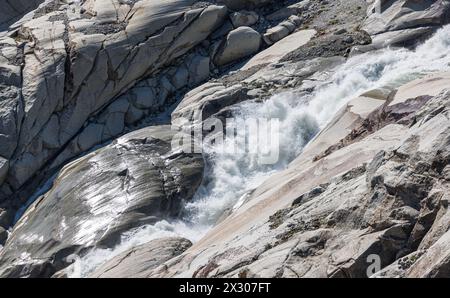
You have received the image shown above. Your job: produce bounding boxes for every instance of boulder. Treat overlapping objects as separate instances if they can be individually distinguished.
[363,0,450,36]
[0,126,204,278]
[172,83,249,126]
[214,27,261,66]
[263,16,302,45]
[90,237,192,278]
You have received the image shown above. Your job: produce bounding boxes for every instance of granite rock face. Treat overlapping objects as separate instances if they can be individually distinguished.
[90,237,193,278]
[1,0,450,279]
[0,0,321,226]
[357,0,450,52]
[150,74,450,278]
[0,126,203,278]
[363,0,450,35]
[0,0,230,226]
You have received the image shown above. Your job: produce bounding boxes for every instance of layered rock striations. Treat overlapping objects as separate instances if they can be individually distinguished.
[149,74,450,278]
[0,0,449,279]
[0,126,203,277]
[0,0,228,226]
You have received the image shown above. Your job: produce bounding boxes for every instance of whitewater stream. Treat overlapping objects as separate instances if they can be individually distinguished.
[71,25,450,277]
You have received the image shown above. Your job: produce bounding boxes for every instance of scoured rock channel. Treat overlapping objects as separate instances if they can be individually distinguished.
[0,0,450,278]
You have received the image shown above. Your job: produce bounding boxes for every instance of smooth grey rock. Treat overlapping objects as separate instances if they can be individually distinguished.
[0,126,204,278]
[90,237,192,278]
[172,83,249,126]
[363,0,450,35]
[263,16,300,45]
[153,76,450,278]
[214,27,261,66]
[18,15,67,152]
[107,97,130,114]
[103,113,125,139]
[0,1,228,200]
[0,45,23,159]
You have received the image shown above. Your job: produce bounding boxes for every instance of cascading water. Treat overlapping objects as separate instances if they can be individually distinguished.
[71,25,450,277]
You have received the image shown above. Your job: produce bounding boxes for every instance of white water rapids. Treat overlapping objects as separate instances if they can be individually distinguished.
[71,25,450,277]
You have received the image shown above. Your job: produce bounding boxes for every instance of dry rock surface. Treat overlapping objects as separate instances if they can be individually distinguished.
[90,237,193,278]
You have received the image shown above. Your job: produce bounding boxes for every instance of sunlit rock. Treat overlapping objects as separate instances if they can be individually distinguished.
[0,126,203,278]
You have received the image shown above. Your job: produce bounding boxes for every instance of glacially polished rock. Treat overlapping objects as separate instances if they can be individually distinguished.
[0,125,204,278]
[0,0,227,208]
[150,75,450,278]
[90,237,193,278]
[363,0,450,36]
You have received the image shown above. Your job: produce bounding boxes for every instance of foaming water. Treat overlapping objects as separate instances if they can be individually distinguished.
[72,25,450,277]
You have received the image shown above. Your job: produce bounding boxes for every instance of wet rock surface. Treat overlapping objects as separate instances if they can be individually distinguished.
[0,126,203,278]
[151,75,450,278]
[0,0,227,223]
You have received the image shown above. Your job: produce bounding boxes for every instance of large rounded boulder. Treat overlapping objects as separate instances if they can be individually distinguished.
[214,26,261,66]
